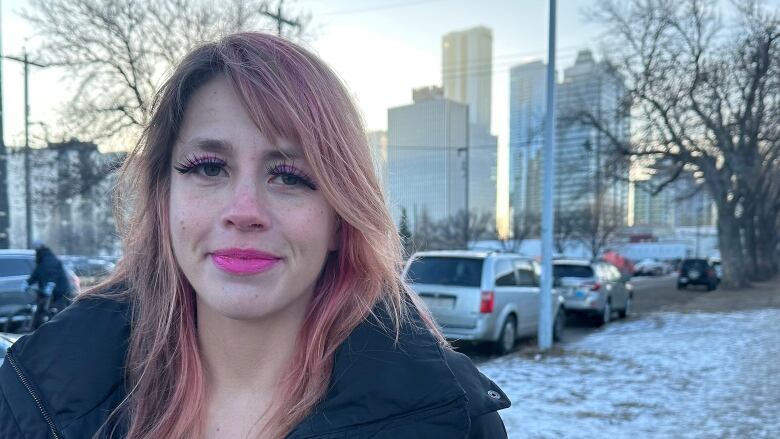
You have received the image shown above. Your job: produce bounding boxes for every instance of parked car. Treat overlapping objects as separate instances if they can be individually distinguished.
[633,258,670,276]
[678,258,719,291]
[709,257,722,282]
[0,333,16,367]
[553,259,633,325]
[403,250,566,355]
[0,250,79,331]
[0,250,36,323]
[60,255,115,288]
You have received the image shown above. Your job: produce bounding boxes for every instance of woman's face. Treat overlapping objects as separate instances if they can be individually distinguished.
[169,77,339,322]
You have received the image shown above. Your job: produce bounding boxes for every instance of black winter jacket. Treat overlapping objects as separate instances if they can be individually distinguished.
[27,247,72,300]
[0,292,510,438]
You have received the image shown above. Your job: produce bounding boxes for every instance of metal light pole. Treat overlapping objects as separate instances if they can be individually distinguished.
[538,0,557,351]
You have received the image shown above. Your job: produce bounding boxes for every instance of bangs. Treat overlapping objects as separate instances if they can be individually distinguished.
[218,40,323,158]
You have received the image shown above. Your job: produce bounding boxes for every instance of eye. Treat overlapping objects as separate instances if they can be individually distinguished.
[267,162,317,190]
[174,154,227,178]
[202,163,223,177]
[280,174,302,186]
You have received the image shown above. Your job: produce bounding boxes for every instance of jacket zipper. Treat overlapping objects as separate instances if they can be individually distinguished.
[6,349,61,439]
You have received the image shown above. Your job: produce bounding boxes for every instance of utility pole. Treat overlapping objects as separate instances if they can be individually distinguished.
[457,124,470,249]
[539,0,557,351]
[261,0,300,37]
[0,0,8,248]
[3,51,47,249]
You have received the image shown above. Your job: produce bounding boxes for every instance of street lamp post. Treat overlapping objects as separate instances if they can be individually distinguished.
[539,0,557,351]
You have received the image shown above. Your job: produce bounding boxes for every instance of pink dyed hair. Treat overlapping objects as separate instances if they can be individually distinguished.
[83,32,444,438]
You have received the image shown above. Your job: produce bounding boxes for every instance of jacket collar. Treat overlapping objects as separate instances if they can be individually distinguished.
[287,303,509,437]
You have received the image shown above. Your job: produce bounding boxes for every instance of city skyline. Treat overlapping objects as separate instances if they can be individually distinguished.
[0,0,604,151]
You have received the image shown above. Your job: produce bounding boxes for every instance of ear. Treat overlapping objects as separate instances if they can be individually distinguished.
[328,217,342,252]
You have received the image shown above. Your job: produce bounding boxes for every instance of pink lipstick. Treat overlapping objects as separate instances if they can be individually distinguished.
[210,248,281,275]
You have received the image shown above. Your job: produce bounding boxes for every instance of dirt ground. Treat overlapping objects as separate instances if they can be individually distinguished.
[632,274,780,314]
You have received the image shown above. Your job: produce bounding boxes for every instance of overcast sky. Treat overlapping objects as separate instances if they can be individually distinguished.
[1,0,607,151]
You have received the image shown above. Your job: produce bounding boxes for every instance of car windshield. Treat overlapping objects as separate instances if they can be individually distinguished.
[405,257,483,287]
[553,264,594,279]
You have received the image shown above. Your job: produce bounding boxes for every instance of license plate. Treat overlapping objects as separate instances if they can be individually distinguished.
[680,277,688,283]
[422,296,455,309]
[575,290,586,299]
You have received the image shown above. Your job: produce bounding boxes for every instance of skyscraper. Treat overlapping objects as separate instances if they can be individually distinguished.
[442,26,497,219]
[509,61,548,221]
[442,26,493,128]
[387,89,468,229]
[508,51,630,231]
[555,50,629,223]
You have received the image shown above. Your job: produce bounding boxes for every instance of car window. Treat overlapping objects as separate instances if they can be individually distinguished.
[554,264,595,279]
[494,259,516,286]
[0,257,33,277]
[405,257,483,287]
[682,259,708,270]
[515,265,537,286]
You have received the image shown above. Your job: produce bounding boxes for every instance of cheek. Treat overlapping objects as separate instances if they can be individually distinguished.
[288,202,337,250]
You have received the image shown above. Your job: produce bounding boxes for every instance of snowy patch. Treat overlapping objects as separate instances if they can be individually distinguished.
[479,309,780,438]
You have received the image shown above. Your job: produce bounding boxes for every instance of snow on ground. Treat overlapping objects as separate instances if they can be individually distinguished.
[479,309,780,439]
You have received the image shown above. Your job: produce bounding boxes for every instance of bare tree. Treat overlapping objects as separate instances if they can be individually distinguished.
[433,210,495,250]
[500,212,540,253]
[553,209,581,255]
[582,0,780,287]
[22,0,311,145]
[576,203,623,260]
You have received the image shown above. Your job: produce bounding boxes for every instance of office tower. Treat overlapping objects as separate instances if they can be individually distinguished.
[442,26,497,219]
[509,61,548,222]
[555,50,630,224]
[442,26,492,128]
[387,90,469,229]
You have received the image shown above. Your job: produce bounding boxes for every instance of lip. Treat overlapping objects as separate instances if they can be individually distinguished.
[210,248,282,275]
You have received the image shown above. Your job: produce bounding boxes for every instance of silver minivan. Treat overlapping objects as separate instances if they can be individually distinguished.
[403,250,566,355]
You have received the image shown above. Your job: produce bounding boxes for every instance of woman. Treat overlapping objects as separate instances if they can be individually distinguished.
[0,33,510,438]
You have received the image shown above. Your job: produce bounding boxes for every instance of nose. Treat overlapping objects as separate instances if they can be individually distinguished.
[220,180,271,232]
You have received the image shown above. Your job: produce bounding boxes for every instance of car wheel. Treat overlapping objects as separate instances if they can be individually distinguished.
[553,307,566,342]
[706,281,716,291]
[598,300,612,326]
[677,283,686,290]
[618,295,632,319]
[494,315,517,355]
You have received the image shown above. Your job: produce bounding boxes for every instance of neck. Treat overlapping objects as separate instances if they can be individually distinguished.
[196,298,309,400]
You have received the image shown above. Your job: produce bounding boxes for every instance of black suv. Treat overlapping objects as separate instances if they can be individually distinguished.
[677,258,719,291]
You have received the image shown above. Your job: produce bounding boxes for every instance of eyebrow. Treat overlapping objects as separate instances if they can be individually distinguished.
[179,137,303,161]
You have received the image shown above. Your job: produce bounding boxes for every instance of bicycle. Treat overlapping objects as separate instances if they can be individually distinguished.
[3,282,60,333]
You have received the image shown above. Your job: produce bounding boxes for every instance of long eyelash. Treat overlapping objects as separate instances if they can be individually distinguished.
[174,154,226,174]
[266,162,318,190]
